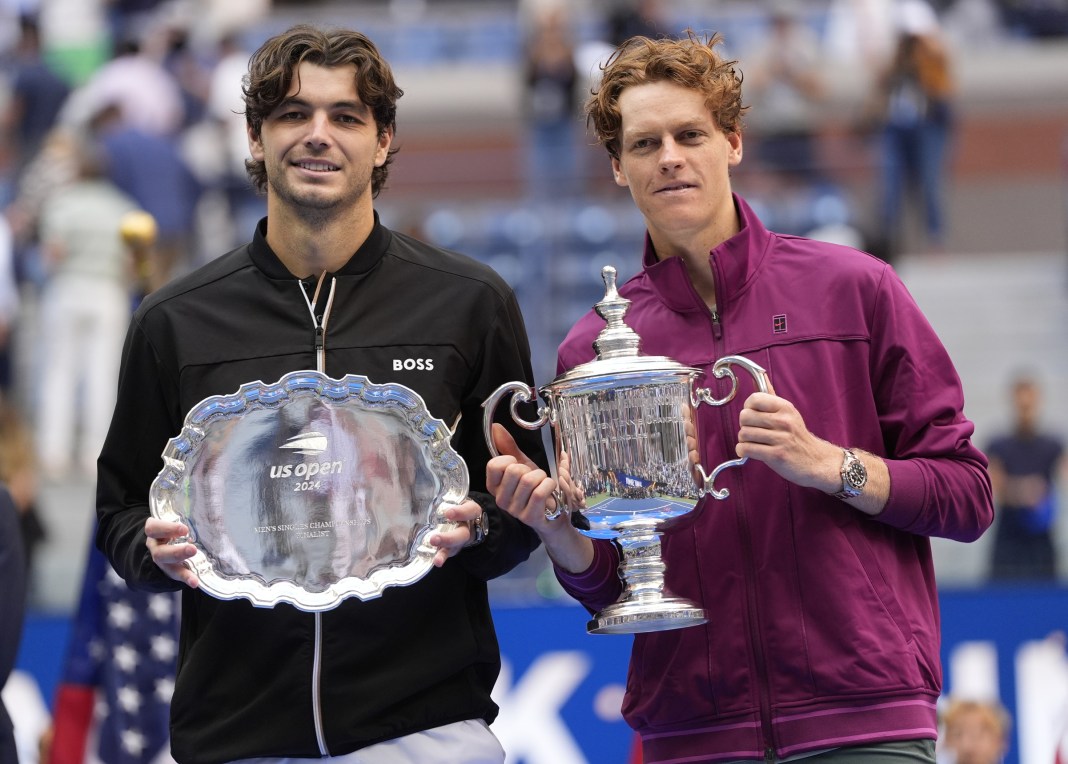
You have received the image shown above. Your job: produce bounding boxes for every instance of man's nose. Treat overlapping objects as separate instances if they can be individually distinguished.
[305,112,331,147]
[658,138,683,170]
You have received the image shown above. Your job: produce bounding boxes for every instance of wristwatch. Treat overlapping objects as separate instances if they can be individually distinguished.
[833,448,867,500]
[467,509,489,547]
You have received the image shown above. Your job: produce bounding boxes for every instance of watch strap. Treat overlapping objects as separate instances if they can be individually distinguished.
[466,509,489,547]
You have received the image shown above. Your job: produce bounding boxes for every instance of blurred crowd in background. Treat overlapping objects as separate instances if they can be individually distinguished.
[0,1,1065,764]
[0,0,1064,611]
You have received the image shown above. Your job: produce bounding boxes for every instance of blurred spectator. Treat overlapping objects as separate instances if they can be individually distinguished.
[997,0,1068,38]
[0,211,17,392]
[3,126,82,290]
[521,6,581,199]
[0,14,71,195]
[104,0,170,50]
[89,102,202,290]
[0,397,47,583]
[943,0,1006,46]
[825,0,897,84]
[206,30,253,180]
[606,0,672,44]
[158,20,213,131]
[0,483,27,764]
[938,698,1010,764]
[743,1,828,184]
[985,373,1066,581]
[203,31,264,247]
[870,0,956,258]
[34,134,139,479]
[58,35,184,138]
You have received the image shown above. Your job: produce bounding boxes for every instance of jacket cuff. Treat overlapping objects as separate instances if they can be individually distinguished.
[877,458,926,530]
[554,539,618,596]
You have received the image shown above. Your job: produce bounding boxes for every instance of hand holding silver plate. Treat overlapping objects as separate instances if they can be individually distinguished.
[482,266,771,634]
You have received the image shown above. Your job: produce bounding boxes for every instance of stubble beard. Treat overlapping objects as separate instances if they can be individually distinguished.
[269,162,374,227]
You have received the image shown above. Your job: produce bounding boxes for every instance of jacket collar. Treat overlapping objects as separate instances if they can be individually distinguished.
[639,193,772,313]
[248,211,391,279]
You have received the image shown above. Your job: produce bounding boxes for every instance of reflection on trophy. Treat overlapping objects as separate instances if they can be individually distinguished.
[483,266,770,635]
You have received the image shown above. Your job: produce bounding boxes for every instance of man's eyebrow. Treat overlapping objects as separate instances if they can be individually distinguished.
[276,96,371,114]
[623,119,706,137]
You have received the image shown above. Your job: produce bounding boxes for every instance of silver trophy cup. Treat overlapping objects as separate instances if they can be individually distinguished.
[483,266,770,634]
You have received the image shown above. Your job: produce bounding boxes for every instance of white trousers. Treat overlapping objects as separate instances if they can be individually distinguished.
[36,276,129,476]
[231,720,505,764]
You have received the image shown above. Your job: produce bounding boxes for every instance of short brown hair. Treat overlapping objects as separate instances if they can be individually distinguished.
[942,698,1011,740]
[585,30,745,161]
[242,24,403,196]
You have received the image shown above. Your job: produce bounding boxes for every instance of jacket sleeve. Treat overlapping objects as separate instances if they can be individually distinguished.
[553,538,624,614]
[0,487,26,764]
[95,316,183,592]
[868,267,993,542]
[454,287,546,580]
[0,486,26,689]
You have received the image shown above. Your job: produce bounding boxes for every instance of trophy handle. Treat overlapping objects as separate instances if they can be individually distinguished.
[692,355,772,500]
[482,381,569,520]
[481,381,552,458]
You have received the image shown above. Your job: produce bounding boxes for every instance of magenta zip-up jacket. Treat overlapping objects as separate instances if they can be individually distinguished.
[554,195,993,763]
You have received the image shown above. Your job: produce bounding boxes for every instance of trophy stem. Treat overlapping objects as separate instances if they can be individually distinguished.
[587,523,707,635]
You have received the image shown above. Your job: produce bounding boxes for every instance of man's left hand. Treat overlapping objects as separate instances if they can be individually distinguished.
[735,391,839,492]
[429,499,483,567]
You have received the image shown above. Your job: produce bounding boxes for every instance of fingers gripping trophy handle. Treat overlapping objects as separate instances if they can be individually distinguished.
[481,381,567,520]
[692,355,771,500]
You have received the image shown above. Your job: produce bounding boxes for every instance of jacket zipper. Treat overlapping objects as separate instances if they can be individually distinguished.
[312,613,328,755]
[734,397,776,755]
[298,275,337,756]
[740,496,777,758]
[707,292,775,758]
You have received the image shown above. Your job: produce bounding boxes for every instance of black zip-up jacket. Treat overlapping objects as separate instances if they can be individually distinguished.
[96,217,547,764]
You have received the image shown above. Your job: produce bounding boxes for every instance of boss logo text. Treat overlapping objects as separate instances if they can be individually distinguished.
[393,358,434,371]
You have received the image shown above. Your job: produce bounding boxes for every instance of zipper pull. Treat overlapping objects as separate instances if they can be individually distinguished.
[314,316,326,373]
[314,318,325,353]
[298,276,336,375]
[711,307,723,340]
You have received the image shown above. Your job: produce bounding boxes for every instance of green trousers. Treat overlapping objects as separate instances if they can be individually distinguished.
[722,739,936,764]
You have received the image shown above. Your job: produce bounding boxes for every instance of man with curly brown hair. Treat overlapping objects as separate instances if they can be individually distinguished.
[97,25,546,764]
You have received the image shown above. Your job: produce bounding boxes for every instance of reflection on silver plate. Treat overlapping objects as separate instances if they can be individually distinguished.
[149,370,468,611]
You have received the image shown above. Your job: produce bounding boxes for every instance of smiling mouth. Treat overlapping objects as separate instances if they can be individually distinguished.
[294,160,340,173]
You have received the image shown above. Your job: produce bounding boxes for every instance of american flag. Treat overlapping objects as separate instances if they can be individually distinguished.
[49,528,180,764]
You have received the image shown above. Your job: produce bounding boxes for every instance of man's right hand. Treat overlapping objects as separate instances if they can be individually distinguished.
[145,517,200,588]
[486,424,594,574]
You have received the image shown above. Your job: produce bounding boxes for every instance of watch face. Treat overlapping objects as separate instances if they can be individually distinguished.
[844,459,867,490]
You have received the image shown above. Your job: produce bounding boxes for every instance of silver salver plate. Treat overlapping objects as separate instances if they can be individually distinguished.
[149,370,468,611]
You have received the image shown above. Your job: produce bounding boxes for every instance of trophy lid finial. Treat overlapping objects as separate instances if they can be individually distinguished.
[593,265,640,359]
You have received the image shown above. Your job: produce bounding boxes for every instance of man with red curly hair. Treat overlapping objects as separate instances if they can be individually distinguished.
[488,31,992,764]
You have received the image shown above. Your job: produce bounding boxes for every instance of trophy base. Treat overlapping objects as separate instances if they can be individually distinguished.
[587,598,707,635]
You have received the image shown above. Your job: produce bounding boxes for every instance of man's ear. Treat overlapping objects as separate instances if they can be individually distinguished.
[727,131,743,167]
[247,124,264,162]
[374,127,394,168]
